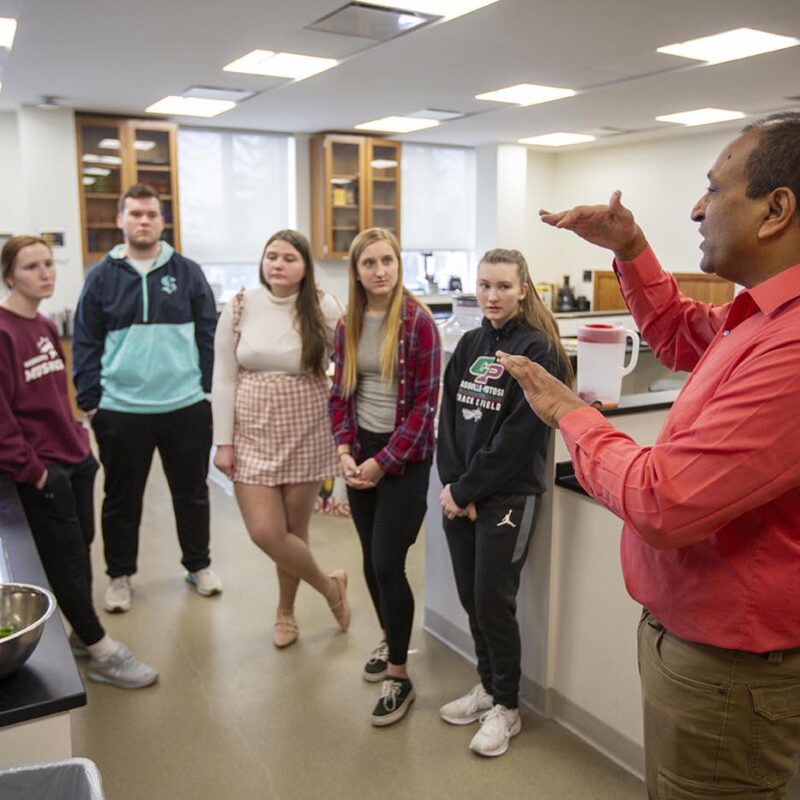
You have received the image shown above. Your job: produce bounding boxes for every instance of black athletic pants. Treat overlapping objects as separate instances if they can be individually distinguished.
[443,494,538,709]
[16,455,105,646]
[347,429,430,666]
[92,400,212,577]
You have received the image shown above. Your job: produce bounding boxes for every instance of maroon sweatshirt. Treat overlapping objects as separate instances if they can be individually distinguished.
[0,307,90,485]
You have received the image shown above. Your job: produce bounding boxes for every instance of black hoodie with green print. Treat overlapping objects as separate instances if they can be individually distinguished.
[436,316,561,509]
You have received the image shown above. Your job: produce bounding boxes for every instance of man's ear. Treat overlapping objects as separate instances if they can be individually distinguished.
[758,187,797,240]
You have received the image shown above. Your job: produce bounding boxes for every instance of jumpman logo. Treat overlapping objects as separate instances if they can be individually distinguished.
[497,509,516,528]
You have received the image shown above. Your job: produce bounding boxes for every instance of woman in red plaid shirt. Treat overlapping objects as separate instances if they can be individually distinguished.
[329,228,441,727]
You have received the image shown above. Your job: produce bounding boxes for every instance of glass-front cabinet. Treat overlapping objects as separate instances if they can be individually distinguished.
[310,134,402,260]
[76,115,181,267]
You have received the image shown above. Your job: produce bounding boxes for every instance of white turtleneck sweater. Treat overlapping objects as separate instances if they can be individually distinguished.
[211,287,343,445]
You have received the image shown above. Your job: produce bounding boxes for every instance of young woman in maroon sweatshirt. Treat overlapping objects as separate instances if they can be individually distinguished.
[0,235,157,689]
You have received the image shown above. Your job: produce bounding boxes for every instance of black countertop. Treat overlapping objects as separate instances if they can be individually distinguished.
[0,475,86,727]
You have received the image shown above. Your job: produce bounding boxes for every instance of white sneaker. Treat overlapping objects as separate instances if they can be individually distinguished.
[104,575,132,613]
[87,642,158,690]
[440,683,494,725]
[469,705,521,757]
[185,567,223,596]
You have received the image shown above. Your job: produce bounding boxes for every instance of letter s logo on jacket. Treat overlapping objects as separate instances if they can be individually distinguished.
[469,356,505,385]
[161,276,178,295]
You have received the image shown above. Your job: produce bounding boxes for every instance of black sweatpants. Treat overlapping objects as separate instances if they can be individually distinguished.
[443,494,538,709]
[16,455,105,646]
[92,400,212,577]
[347,429,430,666]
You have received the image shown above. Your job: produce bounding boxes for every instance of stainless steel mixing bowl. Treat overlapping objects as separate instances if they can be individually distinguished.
[0,583,57,680]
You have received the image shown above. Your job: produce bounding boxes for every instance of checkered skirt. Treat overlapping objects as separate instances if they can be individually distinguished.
[233,370,338,486]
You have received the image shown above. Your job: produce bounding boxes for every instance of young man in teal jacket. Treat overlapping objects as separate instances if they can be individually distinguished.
[73,184,222,612]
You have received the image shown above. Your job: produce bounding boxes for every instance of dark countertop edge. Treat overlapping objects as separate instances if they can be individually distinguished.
[0,475,87,728]
[598,389,679,416]
[555,461,590,497]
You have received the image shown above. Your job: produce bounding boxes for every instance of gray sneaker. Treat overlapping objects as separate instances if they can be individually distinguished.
[87,643,159,690]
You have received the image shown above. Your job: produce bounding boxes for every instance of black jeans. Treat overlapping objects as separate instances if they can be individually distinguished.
[92,400,212,577]
[347,429,430,666]
[443,494,538,708]
[17,455,105,646]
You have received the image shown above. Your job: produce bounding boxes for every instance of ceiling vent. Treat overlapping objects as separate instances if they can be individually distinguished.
[306,2,436,41]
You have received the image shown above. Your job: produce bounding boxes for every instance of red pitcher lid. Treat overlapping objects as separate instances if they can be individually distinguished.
[577,323,625,343]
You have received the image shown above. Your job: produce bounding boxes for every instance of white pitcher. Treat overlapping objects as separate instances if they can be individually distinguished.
[576,323,639,408]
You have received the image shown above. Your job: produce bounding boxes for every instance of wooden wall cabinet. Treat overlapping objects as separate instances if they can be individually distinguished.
[76,115,181,268]
[593,269,734,311]
[309,134,401,260]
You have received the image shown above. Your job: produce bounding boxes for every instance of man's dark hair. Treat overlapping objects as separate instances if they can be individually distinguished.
[118,183,161,213]
[741,112,800,217]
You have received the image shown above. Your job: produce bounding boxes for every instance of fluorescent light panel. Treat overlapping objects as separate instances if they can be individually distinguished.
[475,83,575,106]
[355,116,439,133]
[656,107,745,126]
[223,50,337,80]
[519,133,596,147]
[657,28,799,64]
[146,96,236,118]
[366,0,499,21]
[0,17,17,48]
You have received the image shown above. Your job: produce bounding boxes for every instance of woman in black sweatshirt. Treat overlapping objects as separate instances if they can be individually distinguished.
[436,248,572,757]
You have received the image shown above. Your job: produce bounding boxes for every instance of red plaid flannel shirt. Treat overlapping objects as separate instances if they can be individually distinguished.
[329,296,441,475]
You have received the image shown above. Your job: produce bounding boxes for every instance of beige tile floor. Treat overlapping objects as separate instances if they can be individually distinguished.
[71,458,645,800]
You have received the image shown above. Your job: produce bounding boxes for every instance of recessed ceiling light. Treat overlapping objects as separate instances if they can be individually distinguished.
[656,107,746,126]
[83,167,112,177]
[519,133,596,147]
[0,17,17,48]
[355,116,440,133]
[223,50,337,80]
[407,108,464,121]
[145,96,236,118]
[657,28,799,65]
[183,86,255,103]
[366,1,499,21]
[475,83,576,106]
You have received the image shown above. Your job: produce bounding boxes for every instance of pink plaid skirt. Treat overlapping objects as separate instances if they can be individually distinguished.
[233,371,338,486]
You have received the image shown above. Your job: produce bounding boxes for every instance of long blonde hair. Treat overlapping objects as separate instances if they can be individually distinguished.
[480,249,574,386]
[341,228,419,397]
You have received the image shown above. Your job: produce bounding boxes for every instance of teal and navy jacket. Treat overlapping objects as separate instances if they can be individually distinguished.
[73,242,217,414]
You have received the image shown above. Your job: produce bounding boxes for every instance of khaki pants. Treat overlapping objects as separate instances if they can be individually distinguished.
[638,610,800,799]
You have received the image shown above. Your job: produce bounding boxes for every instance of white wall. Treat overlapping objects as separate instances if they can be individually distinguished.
[0,111,25,236]
[12,108,84,314]
[527,129,734,287]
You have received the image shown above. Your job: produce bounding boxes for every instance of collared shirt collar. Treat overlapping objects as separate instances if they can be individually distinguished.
[746,261,800,316]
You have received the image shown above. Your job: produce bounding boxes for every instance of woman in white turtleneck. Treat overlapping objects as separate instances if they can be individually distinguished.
[211,230,349,648]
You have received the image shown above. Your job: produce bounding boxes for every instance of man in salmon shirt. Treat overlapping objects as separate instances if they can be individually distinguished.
[498,112,800,798]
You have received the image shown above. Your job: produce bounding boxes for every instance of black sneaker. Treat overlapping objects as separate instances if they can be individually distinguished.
[371,678,415,727]
[363,640,389,683]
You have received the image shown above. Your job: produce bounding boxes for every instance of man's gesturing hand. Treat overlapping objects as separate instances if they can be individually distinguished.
[495,352,587,428]
[539,190,647,262]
